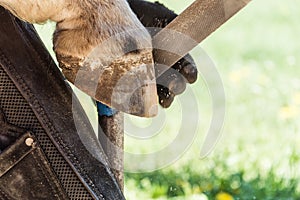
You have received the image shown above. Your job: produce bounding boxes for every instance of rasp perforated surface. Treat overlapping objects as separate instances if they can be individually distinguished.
[153,0,251,68]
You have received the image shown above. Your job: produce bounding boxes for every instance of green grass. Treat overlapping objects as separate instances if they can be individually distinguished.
[125,0,300,199]
[34,0,300,199]
[125,160,300,200]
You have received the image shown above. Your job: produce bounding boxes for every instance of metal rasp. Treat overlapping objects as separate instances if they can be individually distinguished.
[91,0,251,118]
[153,0,252,70]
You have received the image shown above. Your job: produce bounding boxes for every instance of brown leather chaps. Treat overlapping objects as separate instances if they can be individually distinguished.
[0,7,124,200]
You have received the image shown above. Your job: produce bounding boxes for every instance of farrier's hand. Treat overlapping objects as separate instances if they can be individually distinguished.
[128,0,198,108]
[155,55,197,108]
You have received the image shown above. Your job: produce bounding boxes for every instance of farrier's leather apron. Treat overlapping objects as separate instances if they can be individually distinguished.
[0,7,124,200]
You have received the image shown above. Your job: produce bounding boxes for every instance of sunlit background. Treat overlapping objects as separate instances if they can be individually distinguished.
[35,0,300,199]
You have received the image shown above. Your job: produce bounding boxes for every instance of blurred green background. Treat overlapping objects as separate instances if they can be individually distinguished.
[35,0,300,199]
